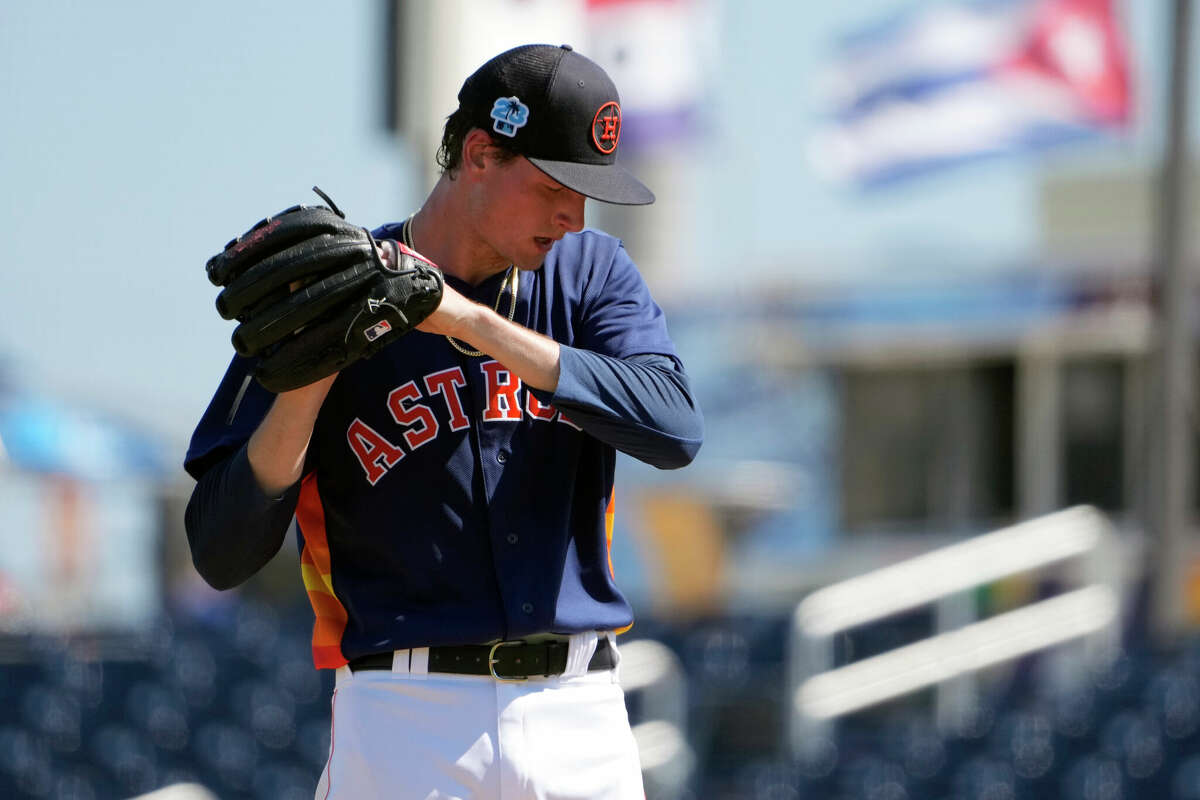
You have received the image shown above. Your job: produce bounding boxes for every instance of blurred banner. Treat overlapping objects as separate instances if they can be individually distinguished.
[584,0,714,150]
[390,0,712,166]
[809,0,1132,186]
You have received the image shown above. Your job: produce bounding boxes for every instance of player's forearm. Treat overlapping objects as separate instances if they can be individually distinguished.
[246,375,336,496]
[185,444,298,590]
[448,303,562,392]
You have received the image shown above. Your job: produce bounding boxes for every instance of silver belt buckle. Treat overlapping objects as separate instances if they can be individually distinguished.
[488,640,529,682]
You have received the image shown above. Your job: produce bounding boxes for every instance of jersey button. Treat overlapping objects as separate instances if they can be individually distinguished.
[506,533,519,545]
[521,602,534,614]
[497,451,508,464]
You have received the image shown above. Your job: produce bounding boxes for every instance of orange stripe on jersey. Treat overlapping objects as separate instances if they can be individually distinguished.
[606,488,633,635]
[605,489,616,579]
[296,474,350,669]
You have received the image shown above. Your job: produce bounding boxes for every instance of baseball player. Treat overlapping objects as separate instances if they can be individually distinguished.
[184,43,702,799]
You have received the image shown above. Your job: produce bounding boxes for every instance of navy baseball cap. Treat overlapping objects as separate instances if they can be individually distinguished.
[457,44,655,206]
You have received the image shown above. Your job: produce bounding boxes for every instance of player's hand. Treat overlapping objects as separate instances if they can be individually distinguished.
[378,240,481,341]
[376,238,398,269]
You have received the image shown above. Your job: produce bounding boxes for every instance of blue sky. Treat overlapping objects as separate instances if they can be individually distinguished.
[0,0,1175,451]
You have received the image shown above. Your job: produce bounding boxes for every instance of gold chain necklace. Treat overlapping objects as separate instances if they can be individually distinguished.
[402,215,518,358]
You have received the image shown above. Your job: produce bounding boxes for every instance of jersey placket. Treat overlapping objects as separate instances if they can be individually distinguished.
[455,270,535,639]
[468,355,537,637]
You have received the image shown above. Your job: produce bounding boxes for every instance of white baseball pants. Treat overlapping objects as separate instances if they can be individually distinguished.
[314,631,645,800]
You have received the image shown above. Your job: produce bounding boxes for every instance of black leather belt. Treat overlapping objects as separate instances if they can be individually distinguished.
[349,637,615,681]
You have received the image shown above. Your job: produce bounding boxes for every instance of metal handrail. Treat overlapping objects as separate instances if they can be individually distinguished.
[788,505,1122,759]
[619,638,694,800]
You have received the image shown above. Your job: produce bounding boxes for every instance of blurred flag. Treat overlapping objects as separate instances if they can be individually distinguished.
[585,0,715,149]
[809,0,1132,186]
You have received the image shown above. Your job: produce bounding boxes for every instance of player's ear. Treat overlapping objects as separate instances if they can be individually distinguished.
[462,129,493,175]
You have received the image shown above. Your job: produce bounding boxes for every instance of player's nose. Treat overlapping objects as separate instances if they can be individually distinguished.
[554,190,586,234]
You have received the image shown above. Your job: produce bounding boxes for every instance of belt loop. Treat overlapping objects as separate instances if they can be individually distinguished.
[564,631,599,677]
[391,649,411,674]
[410,646,430,676]
[605,630,620,678]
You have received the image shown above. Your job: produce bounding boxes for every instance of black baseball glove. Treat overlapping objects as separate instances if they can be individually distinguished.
[206,187,443,393]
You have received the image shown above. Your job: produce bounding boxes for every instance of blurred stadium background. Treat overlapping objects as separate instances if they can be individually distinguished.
[2,0,1200,797]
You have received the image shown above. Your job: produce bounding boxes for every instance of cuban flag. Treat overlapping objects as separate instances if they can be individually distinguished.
[809,0,1132,186]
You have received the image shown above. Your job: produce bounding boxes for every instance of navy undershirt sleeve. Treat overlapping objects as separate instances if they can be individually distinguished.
[184,442,300,590]
[533,348,703,469]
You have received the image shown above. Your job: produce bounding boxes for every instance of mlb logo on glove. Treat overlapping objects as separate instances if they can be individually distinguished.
[363,320,393,342]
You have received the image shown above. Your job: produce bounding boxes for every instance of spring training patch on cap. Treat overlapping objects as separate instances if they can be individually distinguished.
[591,102,621,154]
[491,96,530,138]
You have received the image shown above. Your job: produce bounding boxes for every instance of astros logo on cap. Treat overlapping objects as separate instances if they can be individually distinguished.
[591,102,621,154]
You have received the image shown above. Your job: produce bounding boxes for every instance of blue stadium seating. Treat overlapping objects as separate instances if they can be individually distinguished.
[5,601,1200,799]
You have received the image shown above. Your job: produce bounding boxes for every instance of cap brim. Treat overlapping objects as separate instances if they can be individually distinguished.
[527,158,655,206]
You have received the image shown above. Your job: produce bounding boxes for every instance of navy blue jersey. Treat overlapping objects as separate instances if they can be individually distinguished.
[185,228,696,668]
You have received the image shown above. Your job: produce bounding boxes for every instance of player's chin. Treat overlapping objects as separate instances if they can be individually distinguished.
[513,244,549,270]
[514,236,556,268]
